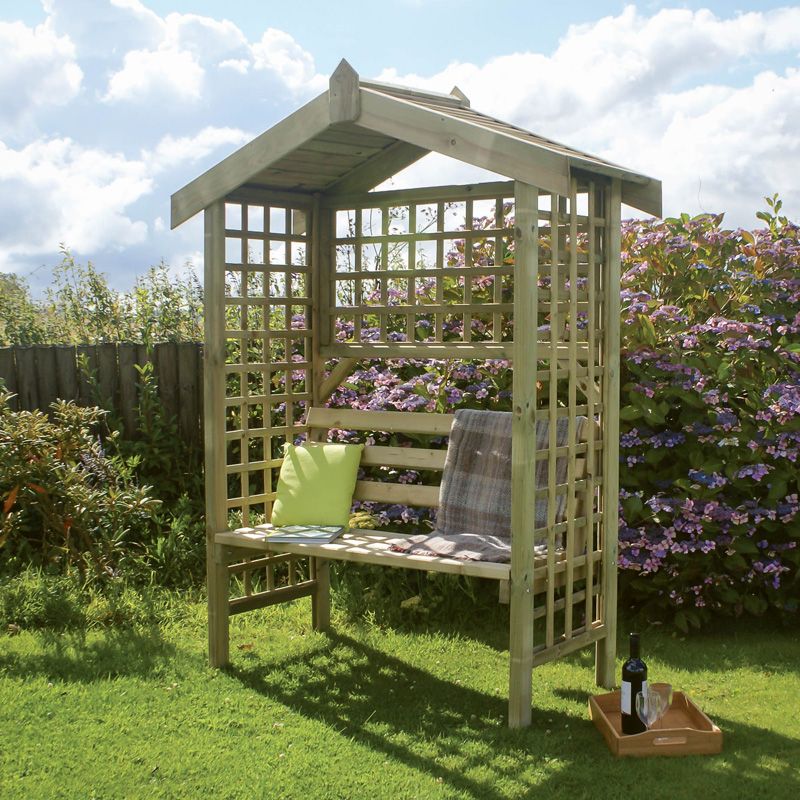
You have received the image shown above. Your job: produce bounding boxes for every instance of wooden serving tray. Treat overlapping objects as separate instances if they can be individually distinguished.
[589,686,723,757]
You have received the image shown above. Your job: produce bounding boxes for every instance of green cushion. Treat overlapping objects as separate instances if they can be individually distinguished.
[271,442,364,528]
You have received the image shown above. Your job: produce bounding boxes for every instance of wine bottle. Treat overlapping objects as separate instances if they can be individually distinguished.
[620,632,648,734]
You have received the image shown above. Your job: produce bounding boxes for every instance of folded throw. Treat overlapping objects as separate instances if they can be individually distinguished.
[390,409,586,562]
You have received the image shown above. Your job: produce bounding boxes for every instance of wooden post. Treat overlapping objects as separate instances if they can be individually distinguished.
[329,59,360,123]
[118,343,139,437]
[54,346,78,406]
[309,192,331,632]
[508,181,539,728]
[204,199,230,667]
[596,179,622,688]
[34,345,58,412]
[95,343,118,412]
[0,348,18,409]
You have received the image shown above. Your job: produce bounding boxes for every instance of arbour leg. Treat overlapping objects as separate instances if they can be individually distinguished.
[207,543,230,667]
[310,557,331,632]
[596,178,622,691]
[508,580,534,728]
[595,630,617,689]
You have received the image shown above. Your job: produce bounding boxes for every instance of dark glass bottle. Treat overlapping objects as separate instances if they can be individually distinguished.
[620,632,648,734]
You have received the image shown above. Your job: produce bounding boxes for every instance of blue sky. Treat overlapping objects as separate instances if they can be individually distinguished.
[3,1,800,290]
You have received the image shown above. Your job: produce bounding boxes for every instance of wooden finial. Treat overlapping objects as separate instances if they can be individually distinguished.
[450,86,470,107]
[330,59,360,122]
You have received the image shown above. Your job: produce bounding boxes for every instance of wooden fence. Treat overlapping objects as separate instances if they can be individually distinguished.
[0,342,203,446]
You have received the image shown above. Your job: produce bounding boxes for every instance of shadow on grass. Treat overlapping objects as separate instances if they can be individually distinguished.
[0,626,175,683]
[229,631,800,799]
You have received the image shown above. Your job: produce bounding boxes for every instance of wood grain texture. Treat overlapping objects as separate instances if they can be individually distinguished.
[508,181,539,728]
[171,92,330,228]
[596,179,622,689]
[204,200,230,668]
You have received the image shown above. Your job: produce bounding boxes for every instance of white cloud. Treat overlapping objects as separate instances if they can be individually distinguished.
[219,58,249,74]
[43,0,164,58]
[144,126,252,172]
[251,28,327,93]
[0,138,150,261]
[100,8,324,105]
[0,3,327,282]
[164,12,248,63]
[0,125,252,272]
[0,18,82,138]
[378,5,800,226]
[103,46,205,103]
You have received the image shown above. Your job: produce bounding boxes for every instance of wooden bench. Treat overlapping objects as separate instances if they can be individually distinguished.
[216,407,598,601]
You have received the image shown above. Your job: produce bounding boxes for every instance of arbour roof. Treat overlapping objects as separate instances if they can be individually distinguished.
[171,59,661,228]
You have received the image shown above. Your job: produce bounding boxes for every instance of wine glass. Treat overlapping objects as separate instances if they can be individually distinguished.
[649,683,673,729]
[635,690,663,730]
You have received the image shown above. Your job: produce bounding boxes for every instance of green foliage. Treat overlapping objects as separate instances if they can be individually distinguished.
[0,569,86,630]
[112,362,205,586]
[0,249,203,346]
[616,205,800,627]
[0,391,159,582]
[332,563,500,629]
[0,274,47,346]
[0,567,189,630]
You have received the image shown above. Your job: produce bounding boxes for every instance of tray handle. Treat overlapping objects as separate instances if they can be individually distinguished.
[652,735,688,747]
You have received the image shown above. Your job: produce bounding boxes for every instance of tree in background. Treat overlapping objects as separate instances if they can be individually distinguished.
[0,248,203,346]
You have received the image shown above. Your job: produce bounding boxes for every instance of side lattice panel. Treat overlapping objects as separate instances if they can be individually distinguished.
[222,196,314,529]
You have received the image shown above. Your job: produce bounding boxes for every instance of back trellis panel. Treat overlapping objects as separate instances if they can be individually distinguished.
[326,182,516,353]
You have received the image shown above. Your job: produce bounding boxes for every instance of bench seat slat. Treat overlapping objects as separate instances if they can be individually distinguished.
[216,528,602,589]
[217,528,509,579]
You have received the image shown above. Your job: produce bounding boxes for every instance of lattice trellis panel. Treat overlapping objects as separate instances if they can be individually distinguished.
[528,176,611,661]
[222,196,314,527]
[326,182,516,346]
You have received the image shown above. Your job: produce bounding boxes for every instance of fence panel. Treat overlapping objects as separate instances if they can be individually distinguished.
[0,343,204,444]
[118,343,141,437]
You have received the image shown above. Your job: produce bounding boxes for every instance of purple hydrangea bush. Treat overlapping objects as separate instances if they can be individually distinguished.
[320,198,799,629]
[617,200,799,629]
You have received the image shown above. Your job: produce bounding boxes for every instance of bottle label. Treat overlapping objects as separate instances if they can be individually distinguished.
[621,680,648,715]
[621,680,631,714]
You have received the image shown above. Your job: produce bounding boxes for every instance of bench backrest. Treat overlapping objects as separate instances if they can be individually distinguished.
[304,407,592,520]
[306,407,452,508]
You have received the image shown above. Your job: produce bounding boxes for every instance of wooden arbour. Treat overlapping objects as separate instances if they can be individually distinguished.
[171,60,661,728]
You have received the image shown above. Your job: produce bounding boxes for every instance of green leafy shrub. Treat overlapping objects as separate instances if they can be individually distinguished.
[72,351,206,588]
[0,249,203,346]
[0,392,159,582]
[616,202,799,629]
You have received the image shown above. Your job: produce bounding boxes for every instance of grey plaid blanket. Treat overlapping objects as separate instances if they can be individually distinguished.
[390,409,586,562]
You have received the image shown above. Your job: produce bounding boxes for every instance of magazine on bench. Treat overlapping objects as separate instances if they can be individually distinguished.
[264,524,345,544]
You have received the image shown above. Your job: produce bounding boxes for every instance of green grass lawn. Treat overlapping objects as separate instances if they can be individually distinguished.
[1,599,798,800]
